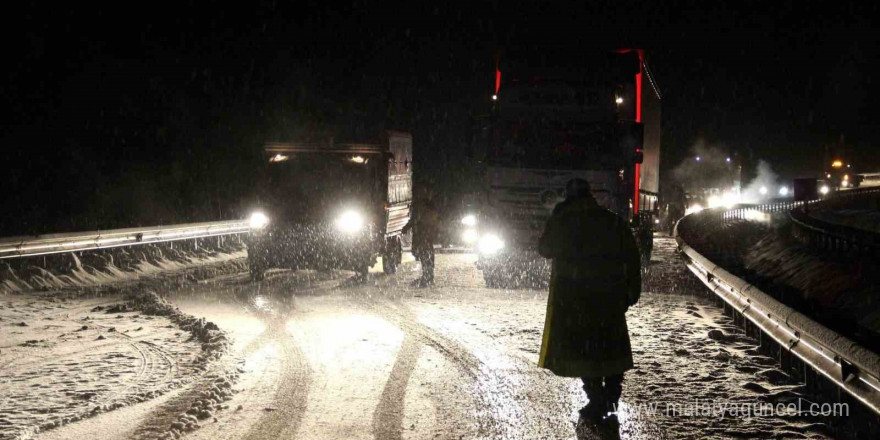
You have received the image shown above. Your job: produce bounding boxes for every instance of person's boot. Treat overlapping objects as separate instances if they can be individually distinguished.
[602,374,624,416]
[597,412,620,435]
[578,399,605,424]
[579,377,606,423]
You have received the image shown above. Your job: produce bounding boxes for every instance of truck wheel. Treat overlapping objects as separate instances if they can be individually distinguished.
[383,237,402,275]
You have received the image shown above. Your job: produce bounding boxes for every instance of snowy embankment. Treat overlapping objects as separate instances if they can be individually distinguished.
[680,210,880,353]
[809,208,880,234]
[744,219,880,349]
[1,244,249,439]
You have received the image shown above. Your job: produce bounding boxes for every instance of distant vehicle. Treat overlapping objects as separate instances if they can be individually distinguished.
[438,192,479,249]
[823,158,862,190]
[858,172,880,187]
[793,177,819,201]
[467,49,662,287]
[246,131,413,280]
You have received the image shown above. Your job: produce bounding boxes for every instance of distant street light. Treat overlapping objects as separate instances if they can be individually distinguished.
[759,186,768,195]
[726,157,731,163]
[695,156,701,162]
[779,186,789,196]
[820,185,830,195]
[615,96,624,104]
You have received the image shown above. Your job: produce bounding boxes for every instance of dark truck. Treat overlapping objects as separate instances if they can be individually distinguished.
[470,49,662,287]
[246,131,413,281]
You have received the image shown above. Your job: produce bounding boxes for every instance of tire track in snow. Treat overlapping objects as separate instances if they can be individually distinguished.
[370,324,422,440]
[0,334,178,440]
[354,296,540,439]
[239,309,310,440]
[128,294,311,440]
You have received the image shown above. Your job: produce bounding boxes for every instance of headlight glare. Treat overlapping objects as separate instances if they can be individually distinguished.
[249,212,269,229]
[461,214,477,226]
[336,210,363,233]
[478,233,504,255]
[462,229,478,244]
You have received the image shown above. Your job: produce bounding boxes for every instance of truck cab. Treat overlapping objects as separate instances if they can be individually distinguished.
[246,131,412,280]
[470,49,661,287]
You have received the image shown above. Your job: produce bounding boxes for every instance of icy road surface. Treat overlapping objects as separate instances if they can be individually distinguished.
[36,237,835,440]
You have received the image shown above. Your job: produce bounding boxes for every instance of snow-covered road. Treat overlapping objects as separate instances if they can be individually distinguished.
[0,294,204,440]
[31,237,837,439]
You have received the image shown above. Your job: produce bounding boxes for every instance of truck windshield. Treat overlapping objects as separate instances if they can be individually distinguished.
[488,118,622,170]
[263,153,381,221]
[486,51,640,171]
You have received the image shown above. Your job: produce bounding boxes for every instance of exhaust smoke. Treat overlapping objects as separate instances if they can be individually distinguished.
[740,160,779,203]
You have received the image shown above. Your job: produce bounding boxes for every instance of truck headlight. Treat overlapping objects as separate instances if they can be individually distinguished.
[336,210,363,233]
[477,233,504,255]
[249,212,269,229]
[461,214,477,226]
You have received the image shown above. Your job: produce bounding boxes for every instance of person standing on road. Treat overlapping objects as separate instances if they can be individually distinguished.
[537,178,641,424]
[402,190,440,287]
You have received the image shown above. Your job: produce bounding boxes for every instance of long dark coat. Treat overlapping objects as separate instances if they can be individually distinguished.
[537,196,641,378]
[404,200,440,257]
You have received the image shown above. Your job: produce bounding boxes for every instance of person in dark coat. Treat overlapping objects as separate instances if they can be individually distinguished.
[402,192,440,287]
[537,178,641,423]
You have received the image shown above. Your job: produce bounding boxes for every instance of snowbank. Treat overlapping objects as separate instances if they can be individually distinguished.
[1,242,246,295]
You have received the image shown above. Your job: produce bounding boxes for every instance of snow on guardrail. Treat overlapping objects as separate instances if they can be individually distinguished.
[0,220,251,260]
[675,207,880,416]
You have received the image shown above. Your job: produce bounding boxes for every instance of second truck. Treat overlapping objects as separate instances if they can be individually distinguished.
[464,49,662,287]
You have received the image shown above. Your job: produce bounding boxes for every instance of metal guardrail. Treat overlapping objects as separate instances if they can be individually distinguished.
[676,209,880,416]
[0,220,251,260]
[720,201,807,224]
[789,187,880,255]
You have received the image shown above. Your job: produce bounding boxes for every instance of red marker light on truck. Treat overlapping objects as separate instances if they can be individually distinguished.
[633,49,644,215]
[635,72,642,123]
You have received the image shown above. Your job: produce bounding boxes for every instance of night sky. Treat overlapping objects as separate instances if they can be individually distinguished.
[2,1,877,235]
